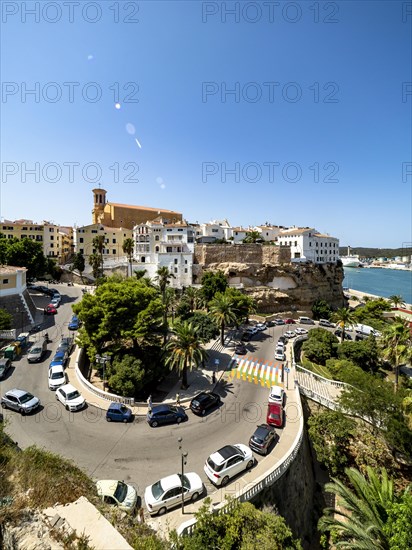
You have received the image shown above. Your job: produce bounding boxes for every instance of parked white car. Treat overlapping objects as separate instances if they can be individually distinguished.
[48,365,66,390]
[144,473,203,515]
[96,480,137,512]
[55,383,85,411]
[295,328,308,335]
[284,331,296,339]
[268,385,285,404]
[274,350,286,361]
[204,444,254,486]
[255,322,267,331]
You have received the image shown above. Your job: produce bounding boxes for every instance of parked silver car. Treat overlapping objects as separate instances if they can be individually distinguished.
[27,339,47,363]
[1,389,40,415]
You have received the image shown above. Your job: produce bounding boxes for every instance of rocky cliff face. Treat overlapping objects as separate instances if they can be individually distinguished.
[194,244,344,314]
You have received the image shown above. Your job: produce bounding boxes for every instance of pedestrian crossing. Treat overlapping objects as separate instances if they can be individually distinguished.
[229,356,283,387]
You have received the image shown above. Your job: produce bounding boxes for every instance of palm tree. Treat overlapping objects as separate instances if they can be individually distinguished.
[243,230,261,244]
[134,269,147,280]
[183,286,199,313]
[89,253,102,279]
[319,467,394,550]
[209,292,237,346]
[165,321,208,389]
[331,307,357,343]
[388,295,405,309]
[155,266,176,303]
[380,318,411,392]
[92,235,105,278]
[122,238,134,277]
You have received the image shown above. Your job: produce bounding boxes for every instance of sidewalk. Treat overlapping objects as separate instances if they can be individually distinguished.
[65,331,239,416]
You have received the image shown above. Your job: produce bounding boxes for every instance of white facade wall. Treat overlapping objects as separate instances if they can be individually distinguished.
[133,223,194,288]
[278,229,339,263]
[254,226,282,241]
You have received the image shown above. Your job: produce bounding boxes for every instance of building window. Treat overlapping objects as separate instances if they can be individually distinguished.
[155,235,159,241]
[50,243,54,248]
[49,228,54,232]
[113,249,116,254]
[79,238,84,243]
[141,257,145,262]
[79,248,84,254]
[178,229,183,232]
[174,258,178,264]
[91,230,97,234]
[185,260,188,264]
[294,241,297,246]
[112,239,116,243]
[3,279,8,284]
[167,247,172,253]
[155,246,159,252]
[174,268,178,273]
[50,236,54,240]
[184,268,188,273]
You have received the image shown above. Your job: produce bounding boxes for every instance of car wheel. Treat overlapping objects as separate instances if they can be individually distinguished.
[158,507,167,516]
[191,492,199,502]
[19,408,26,415]
[1,402,6,409]
[151,421,158,427]
[123,418,128,423]
[65,405,69,411]
[247,460,254,469]
[176,417,182,424]
[106,417,112,422]
[221,476,230,487]
[201,409,206,416]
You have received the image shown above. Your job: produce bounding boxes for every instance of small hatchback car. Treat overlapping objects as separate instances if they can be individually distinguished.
[106,403,132,423]
[96,480,137,512]
[266,402,284,428]
[204,444,254,486]
[55,383,86,411]
[147,405,188,427]
[249,424,277,455]
[190,392,221,416]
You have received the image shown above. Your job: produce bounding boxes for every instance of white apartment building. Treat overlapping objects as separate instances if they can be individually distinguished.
[133,219,195,288]
[253,225,286,242]
[194,220,232,242]
[278,227,339,263]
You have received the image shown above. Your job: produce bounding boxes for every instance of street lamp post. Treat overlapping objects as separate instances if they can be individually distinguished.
[177,437,188,514]
[95,354,110,390]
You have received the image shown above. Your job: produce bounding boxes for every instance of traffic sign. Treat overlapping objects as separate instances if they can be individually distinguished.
[285,367,290,373]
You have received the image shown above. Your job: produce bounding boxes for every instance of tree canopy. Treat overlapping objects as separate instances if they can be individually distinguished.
[171,498,302,550]
[200,270,228,303]
[0,235,48,278]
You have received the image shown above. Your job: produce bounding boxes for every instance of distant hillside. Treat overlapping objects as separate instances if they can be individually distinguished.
[339,247,412,259]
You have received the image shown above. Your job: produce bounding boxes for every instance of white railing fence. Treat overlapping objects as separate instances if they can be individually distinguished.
[177,386,304,537]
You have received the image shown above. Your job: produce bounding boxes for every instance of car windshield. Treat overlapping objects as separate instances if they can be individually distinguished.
[67,390,80,400]
[20,392,34,403]
[151,480,164,500]
[114,481,128,503]
[252,435,264,444]
[51,372,63,379]
[269,412,280,420]
[31,347,41,354]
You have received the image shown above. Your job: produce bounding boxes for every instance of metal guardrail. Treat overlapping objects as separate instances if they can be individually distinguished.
[177,386,305,537]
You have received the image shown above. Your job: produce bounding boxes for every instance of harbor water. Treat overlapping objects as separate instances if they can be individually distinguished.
[343,267,412,305]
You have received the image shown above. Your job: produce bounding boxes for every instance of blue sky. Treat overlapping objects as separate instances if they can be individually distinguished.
[1,0,411,247]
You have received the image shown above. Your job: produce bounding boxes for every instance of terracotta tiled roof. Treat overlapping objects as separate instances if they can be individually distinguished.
[109,203,181,214]
[279,228,315,236]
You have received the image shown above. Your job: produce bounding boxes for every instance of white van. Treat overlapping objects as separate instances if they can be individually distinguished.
[298,316,315,325]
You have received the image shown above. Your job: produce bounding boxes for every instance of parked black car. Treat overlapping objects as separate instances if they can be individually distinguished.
[147,405,188,427]
[190,392,221,416]
[334,329,353,340]
[249,424,277,455]
[235,343,247,355]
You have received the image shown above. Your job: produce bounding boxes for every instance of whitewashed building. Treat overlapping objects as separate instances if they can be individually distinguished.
[194,220,232,242]
[278,227,339,263]
[133,219,195,288]
[253,225,286,242]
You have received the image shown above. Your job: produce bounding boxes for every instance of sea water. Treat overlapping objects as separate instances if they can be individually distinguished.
[343,267,412,305]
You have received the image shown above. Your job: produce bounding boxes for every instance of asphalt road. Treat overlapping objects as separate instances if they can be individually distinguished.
[1,284,298,503]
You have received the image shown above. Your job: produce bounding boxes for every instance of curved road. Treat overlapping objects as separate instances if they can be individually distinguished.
[2,284,295,505]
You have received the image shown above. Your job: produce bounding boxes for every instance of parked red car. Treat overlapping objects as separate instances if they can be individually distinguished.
[284,318,295,324]
[44,304,57,315]
[266,402,284,428]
